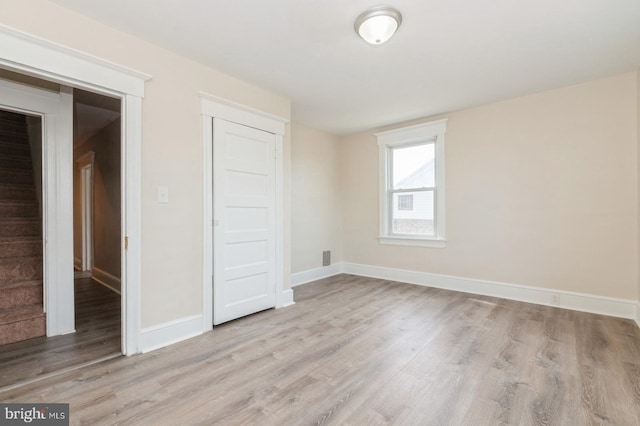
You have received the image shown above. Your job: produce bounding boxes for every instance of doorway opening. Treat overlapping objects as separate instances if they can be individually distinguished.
[73,88,122,295]
[0,74,122,390]
[0,108,45,347]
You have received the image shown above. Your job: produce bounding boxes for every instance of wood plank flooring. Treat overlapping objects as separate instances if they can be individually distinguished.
[1,274,639,425]
[0,277,121,390]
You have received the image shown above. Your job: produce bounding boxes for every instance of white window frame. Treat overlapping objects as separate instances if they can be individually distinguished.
[376,119,447,248]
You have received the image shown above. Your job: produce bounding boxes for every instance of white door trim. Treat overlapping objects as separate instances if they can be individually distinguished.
[0,78,74,336]
[0,24,151,355]
[200,92,288,333]
[76,151,95,272]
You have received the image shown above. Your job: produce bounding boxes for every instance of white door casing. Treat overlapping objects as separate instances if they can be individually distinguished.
[0,78,74,336]
[201,93,288,332]
[76,151,95,272]
[213,119,276,325]
[0,24,151,355]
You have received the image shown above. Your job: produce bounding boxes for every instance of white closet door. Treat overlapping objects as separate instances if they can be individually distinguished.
[213,118,276,325]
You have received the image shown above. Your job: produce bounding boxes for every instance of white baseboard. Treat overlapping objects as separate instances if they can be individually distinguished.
[140,314,203,353]
[279,289,295,308]
[92,267,121,294]
[636,303,640,329]
[291,263,344,287]
[333,262,637,321]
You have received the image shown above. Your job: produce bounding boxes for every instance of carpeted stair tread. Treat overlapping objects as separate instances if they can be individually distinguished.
[0,142,29,152]
[0,152,32,161]
[0,256,43,265]
[0,158,34,170]
[0,237,42,258]
[0,281,42,311]
[0,125,28,135]
[0,280,42,310]
[0,279,42,291]
[0,316,45,345]
[0,305,45,325]
[0,217,40,223]
[0,199,38,207]
[0,200,39,218]
[0,256,42,283]
[0,224,40,237]
[0,122,29,132]
[0,131,29,143]
[0,200,38,206]
[0,123,29,132]
[0,235,41,242]
[0,184,36,201]
[0,155,33,169]
[0,115,29,125]
[0,169,33,185]
[0,111,28,122]
[0,144,31,158]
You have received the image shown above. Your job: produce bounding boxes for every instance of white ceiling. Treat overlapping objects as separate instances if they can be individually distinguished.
[51,0,640,135]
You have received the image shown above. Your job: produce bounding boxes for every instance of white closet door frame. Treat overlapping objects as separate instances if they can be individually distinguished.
[201,93,288,332]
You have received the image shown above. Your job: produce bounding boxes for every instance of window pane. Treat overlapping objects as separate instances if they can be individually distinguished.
[392,143,435,189]
[392,191,434,235]
[397,194,413,210]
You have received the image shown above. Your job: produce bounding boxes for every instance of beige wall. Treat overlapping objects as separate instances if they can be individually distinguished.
[637,69,640,303]
[342,73,638,300]
[291,123,343,273]
[0,0,291,327]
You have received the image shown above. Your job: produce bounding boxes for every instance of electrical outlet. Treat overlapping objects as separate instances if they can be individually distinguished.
[552,294,560,305]
[322,250,331,266]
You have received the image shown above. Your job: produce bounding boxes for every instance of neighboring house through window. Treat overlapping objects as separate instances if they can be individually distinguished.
[397,194,413,210]
[376,119,447,247]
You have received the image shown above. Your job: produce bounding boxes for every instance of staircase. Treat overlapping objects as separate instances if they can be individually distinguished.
[0,110,45,345]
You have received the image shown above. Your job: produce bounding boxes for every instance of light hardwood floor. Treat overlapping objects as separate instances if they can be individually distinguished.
[1,274,639,425]
[0,277,121,390]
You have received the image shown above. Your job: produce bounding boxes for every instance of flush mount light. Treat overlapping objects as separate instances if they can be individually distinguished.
[354,6,402,45]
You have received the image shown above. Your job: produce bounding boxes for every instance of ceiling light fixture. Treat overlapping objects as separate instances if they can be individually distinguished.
[354,6,402,45]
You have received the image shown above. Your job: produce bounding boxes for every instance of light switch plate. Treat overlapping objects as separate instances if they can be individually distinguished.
[157,186,169,203]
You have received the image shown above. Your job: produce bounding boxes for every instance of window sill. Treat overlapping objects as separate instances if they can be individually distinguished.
[378,236,447,248]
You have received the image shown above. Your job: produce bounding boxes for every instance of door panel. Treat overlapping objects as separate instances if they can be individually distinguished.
[213,118,276,325]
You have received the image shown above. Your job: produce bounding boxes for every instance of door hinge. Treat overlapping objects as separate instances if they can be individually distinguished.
[124,236,129,250]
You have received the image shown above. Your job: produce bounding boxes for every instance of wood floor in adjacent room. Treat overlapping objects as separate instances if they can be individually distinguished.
[1,274,639,425]
[0,277,121,390]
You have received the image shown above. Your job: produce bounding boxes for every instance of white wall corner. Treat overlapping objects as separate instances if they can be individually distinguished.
[291,263,344,287]
[342,262,638,321]
[140,314,203,353]
[278,289,295,308]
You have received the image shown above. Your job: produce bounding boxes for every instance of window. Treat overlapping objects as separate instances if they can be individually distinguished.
[397,194,413,210]
[377,119,447,247]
